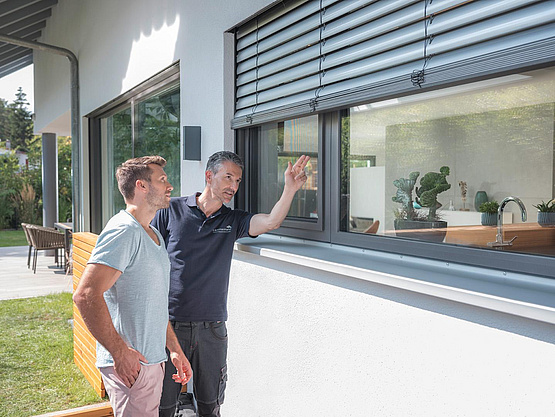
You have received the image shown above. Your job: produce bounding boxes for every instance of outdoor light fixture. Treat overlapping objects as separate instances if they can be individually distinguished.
[183,126,201,160]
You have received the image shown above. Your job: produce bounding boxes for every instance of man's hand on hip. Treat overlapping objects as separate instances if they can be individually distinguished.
[113,346,148,388]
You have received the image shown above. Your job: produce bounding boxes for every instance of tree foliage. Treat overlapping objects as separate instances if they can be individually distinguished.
[6,87,33,152]
[0,88,72,229]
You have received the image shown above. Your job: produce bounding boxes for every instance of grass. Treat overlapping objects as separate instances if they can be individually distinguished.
[0,229,28,247]
[0,293,107,417]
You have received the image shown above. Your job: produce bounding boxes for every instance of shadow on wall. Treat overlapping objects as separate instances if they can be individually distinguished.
[234,250,555,346]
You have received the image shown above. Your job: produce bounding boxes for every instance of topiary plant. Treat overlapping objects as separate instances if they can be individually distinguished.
[392,171,420,220]
[415,166,451,221]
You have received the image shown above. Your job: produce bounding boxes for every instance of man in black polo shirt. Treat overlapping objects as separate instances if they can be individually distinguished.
[154,151,309,417]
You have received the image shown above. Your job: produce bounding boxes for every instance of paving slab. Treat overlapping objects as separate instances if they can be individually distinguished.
[0,245,72,300]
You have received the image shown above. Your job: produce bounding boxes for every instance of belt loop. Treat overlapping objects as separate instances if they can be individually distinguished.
[204,322,210,329]
[172,321,179,330]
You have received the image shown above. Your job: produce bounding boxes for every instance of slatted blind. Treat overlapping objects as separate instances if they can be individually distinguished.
[232,0,555,128]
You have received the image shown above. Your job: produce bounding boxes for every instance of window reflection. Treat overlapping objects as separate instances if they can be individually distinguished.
[341,68,555,257]
[258,115,319,219]
[103,85,181,219]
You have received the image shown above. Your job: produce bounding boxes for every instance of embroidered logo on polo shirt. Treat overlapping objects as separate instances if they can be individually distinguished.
[213,225,232,233]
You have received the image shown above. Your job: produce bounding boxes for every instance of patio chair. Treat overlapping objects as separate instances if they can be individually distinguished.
[363,220,380,234]
[25,224,65,274]
[21,223,33,268]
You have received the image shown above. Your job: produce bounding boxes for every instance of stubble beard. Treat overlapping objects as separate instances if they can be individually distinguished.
[147,190,170,210]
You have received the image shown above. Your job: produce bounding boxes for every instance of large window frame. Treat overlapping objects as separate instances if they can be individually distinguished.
[87,64,180,233]
[236,75,555,279]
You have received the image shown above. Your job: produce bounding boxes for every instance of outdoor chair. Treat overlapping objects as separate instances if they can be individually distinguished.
[25,224,65,274]
[20,223,33,269]
[363,220,380,234]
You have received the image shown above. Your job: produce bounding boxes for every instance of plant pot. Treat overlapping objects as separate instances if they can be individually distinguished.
[393,219,447,242]
[480,212,497,226]
[537,212,555,227]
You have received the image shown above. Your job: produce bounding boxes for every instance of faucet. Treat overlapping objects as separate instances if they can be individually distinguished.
[487,196,527,247]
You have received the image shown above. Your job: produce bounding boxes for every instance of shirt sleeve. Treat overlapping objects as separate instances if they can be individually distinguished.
[235,210,255,240]
[88,224,139,273]
[151,206,169,242]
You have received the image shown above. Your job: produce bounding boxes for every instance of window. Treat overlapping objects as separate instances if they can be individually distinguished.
[256,116,319,220]
[102,85,181,218]
[88,65,181,230]
[237,67,555,276]
[340,68,555,259]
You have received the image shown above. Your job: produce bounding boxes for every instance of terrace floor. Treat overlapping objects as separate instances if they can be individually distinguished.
[0,245,72,300]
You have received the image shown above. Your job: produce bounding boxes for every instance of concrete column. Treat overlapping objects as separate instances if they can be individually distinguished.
[42,133,58,256]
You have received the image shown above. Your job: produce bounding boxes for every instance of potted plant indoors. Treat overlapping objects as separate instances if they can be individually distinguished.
[533,199,555,227]
[478,201,499,226]
[392,166,451,242]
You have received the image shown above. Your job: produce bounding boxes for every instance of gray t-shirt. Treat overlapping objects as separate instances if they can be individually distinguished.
[88,210,170,368]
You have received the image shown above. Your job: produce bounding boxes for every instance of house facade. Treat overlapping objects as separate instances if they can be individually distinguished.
[30,0,555,415]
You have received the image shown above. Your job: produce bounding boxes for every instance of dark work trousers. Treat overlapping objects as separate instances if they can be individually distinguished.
[159,321,228,417]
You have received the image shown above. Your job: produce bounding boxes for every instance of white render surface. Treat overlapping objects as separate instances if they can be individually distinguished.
[227,250,555,417]
[34,0,275,197]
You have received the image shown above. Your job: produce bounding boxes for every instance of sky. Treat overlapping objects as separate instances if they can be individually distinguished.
[0,65,34,112]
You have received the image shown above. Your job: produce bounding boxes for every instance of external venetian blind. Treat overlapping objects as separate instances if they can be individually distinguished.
[232,0,555,128]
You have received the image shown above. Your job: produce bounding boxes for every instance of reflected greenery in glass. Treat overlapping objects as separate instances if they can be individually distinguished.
[108,107,132,214]
[135,86,181,196]
[106,85,181,216]
[258,116,319,219]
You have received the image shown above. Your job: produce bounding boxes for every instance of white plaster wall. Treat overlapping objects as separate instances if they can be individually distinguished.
[34,0,274,195]
[227,251,555,417]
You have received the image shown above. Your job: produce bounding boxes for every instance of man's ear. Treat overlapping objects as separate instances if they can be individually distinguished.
[205,170,212,184]
[136,179,148,194]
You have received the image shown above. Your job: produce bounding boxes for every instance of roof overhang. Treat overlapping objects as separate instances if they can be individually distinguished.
[0,0,58,78]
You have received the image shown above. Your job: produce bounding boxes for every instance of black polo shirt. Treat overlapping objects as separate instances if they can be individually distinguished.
[152,193,255,322]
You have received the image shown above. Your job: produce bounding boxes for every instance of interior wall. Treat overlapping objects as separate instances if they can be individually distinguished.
[349,103,554,230]
[227,251,555,417]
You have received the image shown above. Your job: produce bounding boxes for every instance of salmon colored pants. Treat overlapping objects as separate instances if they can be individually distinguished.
[100,362,165,417]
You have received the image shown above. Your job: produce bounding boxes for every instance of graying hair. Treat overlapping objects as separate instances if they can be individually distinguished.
[206,151,244,174]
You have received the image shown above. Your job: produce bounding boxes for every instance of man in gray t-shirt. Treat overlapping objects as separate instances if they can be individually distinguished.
[74,156,192,417]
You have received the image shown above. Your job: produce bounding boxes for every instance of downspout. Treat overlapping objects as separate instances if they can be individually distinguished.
[0,34,82,232]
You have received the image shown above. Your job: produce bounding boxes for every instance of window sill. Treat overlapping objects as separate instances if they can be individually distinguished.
[235,235,555,325]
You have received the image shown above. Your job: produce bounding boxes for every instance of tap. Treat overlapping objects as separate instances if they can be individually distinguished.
[487,196,527,247]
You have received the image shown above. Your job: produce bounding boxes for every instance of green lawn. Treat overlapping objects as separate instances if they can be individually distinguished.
[0,229,28,247]
[0,293,107,417]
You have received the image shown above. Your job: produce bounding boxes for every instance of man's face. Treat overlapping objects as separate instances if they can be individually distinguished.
[207,161,243,204]
[146,164,173,209]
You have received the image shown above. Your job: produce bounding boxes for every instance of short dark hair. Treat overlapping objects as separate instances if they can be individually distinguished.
[115,155,167,200]
[206,151,244,174]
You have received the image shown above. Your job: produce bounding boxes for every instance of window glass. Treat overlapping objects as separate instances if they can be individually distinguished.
[102,85,181,219]
[135,86,181,196]
[341,68,555,257]
[258,115,319,219]
[107,107,132,214]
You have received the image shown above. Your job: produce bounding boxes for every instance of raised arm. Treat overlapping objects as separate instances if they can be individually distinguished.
[249,155,310,236]
[73,263,147,388]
